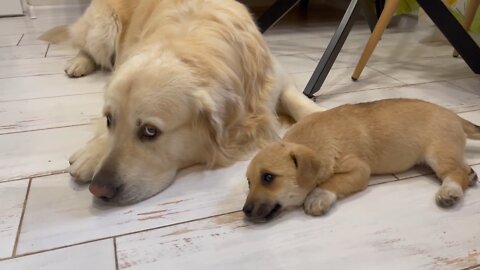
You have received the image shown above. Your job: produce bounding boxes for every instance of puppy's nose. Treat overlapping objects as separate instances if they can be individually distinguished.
[242,202,254,217]
[89,182,118,200]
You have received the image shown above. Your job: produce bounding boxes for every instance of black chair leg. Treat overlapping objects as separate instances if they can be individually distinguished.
[359,0,378,32]
[303,0,361,99]
[257,0,301,33]
[375,0,385,19]
[416,0,480,74]
[299,0,310,16]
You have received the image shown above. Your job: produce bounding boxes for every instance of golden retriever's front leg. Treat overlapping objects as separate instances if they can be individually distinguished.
[278,82,324,121]
[68,134,107,183]
[65,50,97,78]
[304,155,370,216]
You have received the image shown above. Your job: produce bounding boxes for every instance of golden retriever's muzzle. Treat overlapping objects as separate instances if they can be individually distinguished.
[242,200,282,222]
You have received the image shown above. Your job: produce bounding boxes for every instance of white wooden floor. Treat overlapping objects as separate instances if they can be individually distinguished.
[0,6,479,270]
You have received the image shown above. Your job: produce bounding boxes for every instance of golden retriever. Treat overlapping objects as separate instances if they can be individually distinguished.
[244,99,479,222]
[40,0,322,204]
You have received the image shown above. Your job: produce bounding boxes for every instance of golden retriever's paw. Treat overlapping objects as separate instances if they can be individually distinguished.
[68,150,96,183]
[68,138,106,183]
[436,181,463,208]
[303,188,337,216]
[64,54,96,78]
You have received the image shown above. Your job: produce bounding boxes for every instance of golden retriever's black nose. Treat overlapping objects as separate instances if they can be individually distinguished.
[243,202,254,217]
[89,182,118,200]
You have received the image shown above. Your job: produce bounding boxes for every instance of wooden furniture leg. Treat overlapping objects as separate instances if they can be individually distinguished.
[453,0,480,57]
[351,0,401,81]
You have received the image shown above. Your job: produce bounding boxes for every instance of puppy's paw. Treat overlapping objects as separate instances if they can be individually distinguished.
[468,167,478,186]
[68,137,106,183]
[436,181,464,208]
[304,188,337,216]
[64,55,96,78]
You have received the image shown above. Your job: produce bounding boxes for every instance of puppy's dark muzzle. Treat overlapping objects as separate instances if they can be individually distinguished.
[242,201,282,222]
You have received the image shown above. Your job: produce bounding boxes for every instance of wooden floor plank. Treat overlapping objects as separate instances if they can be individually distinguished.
[116,174,480,270]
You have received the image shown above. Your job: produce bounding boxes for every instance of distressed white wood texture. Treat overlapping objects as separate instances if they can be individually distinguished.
[0,72,107,102]
[0,125,93,182]
[0,93,102,134]
[449,76,480,94]
[0,180,28,259]
[369,56,474,84]
[0,240,116,270]
[16,164,398,255]
[0,57,69,79]
[276,54,319,74]
[116,174,480,270]
[16,163,250,255]
[46,45,77,58]
[292,67,402,95]
[0,45,48,61]
[18,33,48,46]
[0,35,22,47]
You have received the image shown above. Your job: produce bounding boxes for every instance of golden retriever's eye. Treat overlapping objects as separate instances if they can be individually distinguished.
[261,173,275,184]
[106,113,113,128]
[247,179,251,188]
[139,124,161,141]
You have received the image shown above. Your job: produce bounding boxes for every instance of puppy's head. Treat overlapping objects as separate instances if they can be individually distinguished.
[243,142,322,222]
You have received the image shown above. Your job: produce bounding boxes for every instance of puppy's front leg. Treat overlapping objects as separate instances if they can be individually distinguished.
[304,155,370,216]
[304,188,337,216]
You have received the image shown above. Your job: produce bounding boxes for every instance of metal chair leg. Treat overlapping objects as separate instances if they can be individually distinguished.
[303,0,362,98]
[257,0,301,33]
[453,0,480,57]
[417,0,480,73]
[299,0,310,16]
[359,0,378,32]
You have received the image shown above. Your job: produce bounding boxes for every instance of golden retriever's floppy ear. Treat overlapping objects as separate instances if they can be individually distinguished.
[38,25,71,44]
[289,144,322,188]
[192,90,225,147]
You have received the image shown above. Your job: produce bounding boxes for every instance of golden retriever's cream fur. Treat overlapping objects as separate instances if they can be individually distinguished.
[40,0,322,204]
[244,99,479,222]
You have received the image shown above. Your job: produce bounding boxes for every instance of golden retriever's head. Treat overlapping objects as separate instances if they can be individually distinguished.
[243,142,323,222]
[88,51,230,204]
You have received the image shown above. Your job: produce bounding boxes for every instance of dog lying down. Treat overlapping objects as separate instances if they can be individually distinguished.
[243,98,479,222]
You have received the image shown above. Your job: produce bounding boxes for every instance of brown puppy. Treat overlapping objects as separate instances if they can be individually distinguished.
[243,99,479,222]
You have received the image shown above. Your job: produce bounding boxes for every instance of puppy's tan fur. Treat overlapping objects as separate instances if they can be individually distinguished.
[245,99,479,221]
[40,0,322,204]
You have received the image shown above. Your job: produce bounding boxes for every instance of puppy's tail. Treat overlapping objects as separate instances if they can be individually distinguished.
[38,25,71,44]
[461,118,480,140]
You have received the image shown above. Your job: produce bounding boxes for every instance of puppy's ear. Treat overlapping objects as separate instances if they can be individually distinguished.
[289,144,322,188]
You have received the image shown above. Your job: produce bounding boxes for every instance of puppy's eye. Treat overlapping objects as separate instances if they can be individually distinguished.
[139,124,161,141]
[106,113,113,128]
[261,173,275,184]
[247,179,251,188]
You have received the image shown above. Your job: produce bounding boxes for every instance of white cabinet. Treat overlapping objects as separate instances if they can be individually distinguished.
[0,0,24,16]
